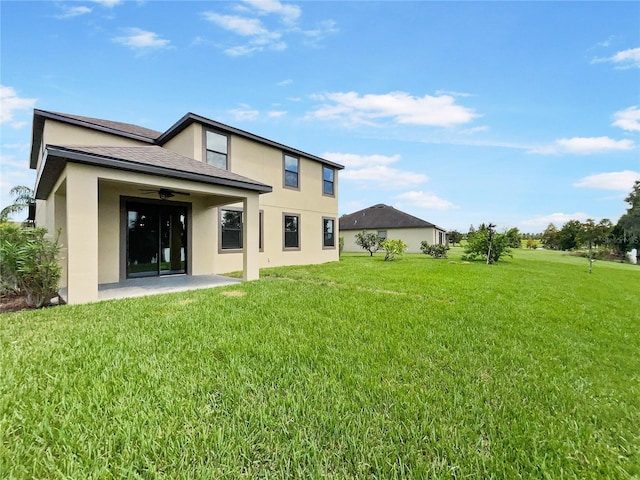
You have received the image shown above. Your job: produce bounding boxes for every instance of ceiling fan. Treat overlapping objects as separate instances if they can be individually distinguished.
[140,188,191,200]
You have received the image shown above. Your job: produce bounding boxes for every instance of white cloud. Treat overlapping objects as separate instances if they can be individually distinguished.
[0,86,37,128]
[341,165,428,190]
[277,79,293,87]
[435,89,474,98]
[324,153,427,190]
[612,106,640,132]
[89,0,122,7]
[520,212,590,229]
[395,191,458,211]
[323,152,400,169]
[529,136,635,155]
[202,12,285,55]
[228,106,260,121]
[202,3,335,56]
[242,0,301,25]
[113,28,171,51]
[298,20,339,44]
[268,110,287,118]
[54,5,92,19]
[307,91,479,127]
[592,47,640,69]
[202,13,269,37]
[574,170,640,191]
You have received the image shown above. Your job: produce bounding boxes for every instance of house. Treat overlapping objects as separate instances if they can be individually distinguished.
[29,109,344,304]
[339,204,447,253]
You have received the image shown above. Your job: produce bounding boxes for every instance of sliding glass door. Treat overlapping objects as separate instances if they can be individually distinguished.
[127,202,187,278]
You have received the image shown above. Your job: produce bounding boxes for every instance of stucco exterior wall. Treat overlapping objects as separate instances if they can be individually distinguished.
[342,227,445,254]
[162,123,203,161]
[209,133,340,273]
[33,114,340,303]
[39,121,147,168]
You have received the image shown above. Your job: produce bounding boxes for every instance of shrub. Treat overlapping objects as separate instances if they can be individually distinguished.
[0,223,61,307]
[526,239,539,249]
[462,224,512,263]
[420,241,449,259]
[339,236,344,257]
[380,239,407,261]
[354,231,382,256]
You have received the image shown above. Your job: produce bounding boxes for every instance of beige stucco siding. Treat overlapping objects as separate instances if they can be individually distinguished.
[162,123,203,161]
[213,205,338,274]
[33,115,340,304]
[209,134,339,273]
[342,227,444,254]
[39,121,148,168]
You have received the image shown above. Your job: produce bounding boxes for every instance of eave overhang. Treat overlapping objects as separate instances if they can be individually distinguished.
[35,145,273,200]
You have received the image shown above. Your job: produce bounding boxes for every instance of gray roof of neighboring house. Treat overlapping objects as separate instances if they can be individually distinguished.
[35,145,272,200]
[339,204,445,231]
[30,109,344,170]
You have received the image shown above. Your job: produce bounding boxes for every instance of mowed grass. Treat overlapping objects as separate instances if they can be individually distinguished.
[1,250,638,479]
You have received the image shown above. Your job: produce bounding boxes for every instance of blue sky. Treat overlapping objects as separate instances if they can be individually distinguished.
[1,0,639,232]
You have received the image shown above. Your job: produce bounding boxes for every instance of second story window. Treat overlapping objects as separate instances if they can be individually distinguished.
[206,130,228,170]
[284,154,299,189]
[323,166,335,196]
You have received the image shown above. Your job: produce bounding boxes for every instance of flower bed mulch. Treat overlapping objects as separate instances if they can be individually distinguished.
[0,294,35,314]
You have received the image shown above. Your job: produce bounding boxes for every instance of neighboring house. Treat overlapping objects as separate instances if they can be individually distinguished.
[30,110,343,304]
[339,204,447,253]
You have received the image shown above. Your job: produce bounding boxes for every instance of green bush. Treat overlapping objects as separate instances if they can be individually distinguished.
[0,223,61,308]
[420,241,449,258]
[380,239,408,261]
[462,224,512,263]
[354,231,382,256]
[339,236,344,257]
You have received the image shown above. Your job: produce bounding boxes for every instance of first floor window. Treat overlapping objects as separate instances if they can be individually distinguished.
[221,209,242,249]
[259,210,264,251]
[284,214,300,249]
[377,230,387,241]
[323,218,335,248]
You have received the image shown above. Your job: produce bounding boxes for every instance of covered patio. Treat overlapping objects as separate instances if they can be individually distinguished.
[35,145,271,305]
[59,274,242,303]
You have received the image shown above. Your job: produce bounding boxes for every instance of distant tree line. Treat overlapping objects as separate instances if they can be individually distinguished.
[444,181,640,264]
[539,181,639,261]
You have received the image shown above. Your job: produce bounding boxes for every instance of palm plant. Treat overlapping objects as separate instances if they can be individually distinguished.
[0,186,34,223]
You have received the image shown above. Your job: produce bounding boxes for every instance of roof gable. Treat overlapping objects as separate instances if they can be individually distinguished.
[157,112,344,170]
[30,109,162,168]
[339,204,439,230]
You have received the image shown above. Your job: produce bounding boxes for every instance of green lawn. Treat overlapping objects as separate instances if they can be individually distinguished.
[1,249,638,479]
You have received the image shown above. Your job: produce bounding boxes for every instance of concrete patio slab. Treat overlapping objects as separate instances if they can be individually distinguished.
[59,274,242,303]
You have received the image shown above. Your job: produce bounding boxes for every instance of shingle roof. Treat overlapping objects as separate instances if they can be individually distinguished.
[339,204,440,230]
[40,110,162,140]
[35,145,272,199]
[31,109,344,170]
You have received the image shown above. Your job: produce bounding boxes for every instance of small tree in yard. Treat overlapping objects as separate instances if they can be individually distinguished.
[447,230,463,246]
[421,241,449,259]
[463,223,512,263]
[0,223,61,308]
[578,218,613,273]
[380,239,407,261]
[354,231,382,256]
